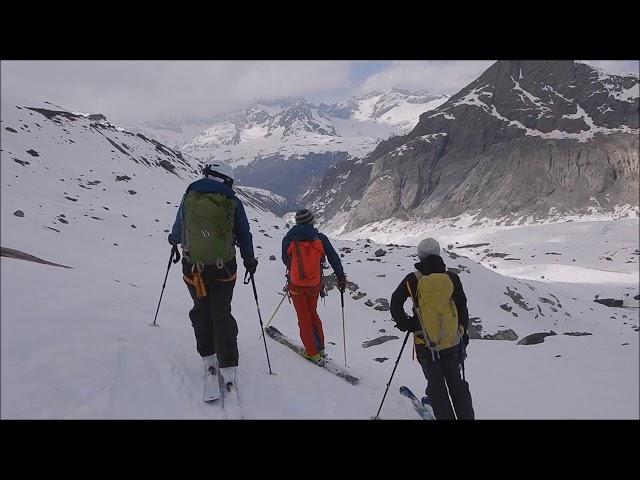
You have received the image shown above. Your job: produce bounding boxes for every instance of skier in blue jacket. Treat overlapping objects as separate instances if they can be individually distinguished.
[168,162,257,391]
[281,208,347,363]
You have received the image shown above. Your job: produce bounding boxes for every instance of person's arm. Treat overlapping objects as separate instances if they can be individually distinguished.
[233,199,254,261]
[281,234,291,268]
[318,233,344,277]
[168,198,185,245]
[390,273,418,324]
[449,272,470,338]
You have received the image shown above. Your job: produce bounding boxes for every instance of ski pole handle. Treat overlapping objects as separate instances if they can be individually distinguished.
[171,245,181,264]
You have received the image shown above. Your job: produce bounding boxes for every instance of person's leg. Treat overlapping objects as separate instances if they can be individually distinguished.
[186,282,215,358]
[442,354,475,419]
[207,280,239,368]
[305,286,325,352]
[416,345,456,419]
[291,290,319,356]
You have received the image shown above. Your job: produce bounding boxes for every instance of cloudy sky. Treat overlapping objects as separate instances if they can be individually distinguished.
[1,60,637,125]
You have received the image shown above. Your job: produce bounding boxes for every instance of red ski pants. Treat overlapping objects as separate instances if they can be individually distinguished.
[289,285,324,356]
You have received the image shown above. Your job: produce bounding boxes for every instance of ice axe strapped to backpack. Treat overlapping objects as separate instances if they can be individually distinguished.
[406,272,463,361]
[406,280,439,362]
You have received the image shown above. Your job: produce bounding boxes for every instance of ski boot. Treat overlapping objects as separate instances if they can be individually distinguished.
[203,354,218,376]
[302,350,326,366]
[220,366,237,392]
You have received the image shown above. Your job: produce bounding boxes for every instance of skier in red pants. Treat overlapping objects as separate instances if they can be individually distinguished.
[281,209,347,364]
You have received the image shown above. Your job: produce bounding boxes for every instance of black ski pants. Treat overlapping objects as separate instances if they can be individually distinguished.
[416,343,475,420]
[184,264,239,368]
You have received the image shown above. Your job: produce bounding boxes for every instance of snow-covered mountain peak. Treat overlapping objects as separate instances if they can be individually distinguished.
[181,89,447,167]
[324,89,449,128]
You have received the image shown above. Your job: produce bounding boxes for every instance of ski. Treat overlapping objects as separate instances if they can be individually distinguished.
[220,375,243,419]
[265,326,360,385]
[203,365,221,402]
[399,386,435,420]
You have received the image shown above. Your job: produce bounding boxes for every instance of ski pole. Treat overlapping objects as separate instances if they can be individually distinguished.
[341,288,347,367]
[152,245,180,327]
[244,271,273,374]
[374,330,411,419]
[258,290,288,340]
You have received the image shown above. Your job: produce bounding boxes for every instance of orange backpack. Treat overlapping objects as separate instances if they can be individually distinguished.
[287,239,325,287]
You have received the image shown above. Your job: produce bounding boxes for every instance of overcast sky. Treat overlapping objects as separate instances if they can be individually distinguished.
[1,60,637,125]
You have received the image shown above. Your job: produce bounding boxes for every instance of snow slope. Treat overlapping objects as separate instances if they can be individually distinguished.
[1,96,638,419]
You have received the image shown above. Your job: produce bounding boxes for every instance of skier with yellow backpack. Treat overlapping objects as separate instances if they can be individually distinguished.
[390,238,475,419]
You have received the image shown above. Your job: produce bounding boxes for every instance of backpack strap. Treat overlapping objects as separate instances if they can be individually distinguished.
[406,279,439,361]
[293,240,306,280]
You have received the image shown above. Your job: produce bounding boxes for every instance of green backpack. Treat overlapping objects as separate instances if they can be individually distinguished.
[182,191,236,267]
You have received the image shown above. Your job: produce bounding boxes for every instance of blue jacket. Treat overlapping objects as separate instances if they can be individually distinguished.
[170,178,254,261]
[281,224,344,277]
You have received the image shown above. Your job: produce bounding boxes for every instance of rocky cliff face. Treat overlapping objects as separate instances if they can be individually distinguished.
[308,61,639,231]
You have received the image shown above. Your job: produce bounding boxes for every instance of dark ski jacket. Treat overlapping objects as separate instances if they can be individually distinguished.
[390,255,469,335]
[169,178,254,261]
[281,224,344,278]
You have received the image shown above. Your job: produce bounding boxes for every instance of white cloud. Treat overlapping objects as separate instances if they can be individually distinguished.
[0,61,351,125]
[357,60,639,98]
[579,60,639,76]
[357,60,496,95]
[229,61,351,102]
[2,60,635,128]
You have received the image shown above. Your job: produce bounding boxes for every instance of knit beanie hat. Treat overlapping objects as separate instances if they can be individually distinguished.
[417,238,440,260]
[295,208,315,225]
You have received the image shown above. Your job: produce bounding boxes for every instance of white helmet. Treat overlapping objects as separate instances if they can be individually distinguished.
[202,161,234,186]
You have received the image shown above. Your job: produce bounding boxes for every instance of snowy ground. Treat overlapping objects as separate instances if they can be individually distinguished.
[1,96,638,419]
[336,216,639,307]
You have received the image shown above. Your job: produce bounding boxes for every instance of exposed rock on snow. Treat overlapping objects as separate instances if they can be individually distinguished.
[362,335,399,348]
[1,247,72,269]
[594,298,624,307]
[517,331,558,345]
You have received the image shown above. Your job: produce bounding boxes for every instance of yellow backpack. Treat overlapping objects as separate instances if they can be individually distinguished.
[414,272,462,351]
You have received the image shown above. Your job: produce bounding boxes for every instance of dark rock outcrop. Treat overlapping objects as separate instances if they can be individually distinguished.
[309,61,639,230]
[517,331,557,345]
[1,247,71,269]
[594,298,624,307]
[362,335,399,348]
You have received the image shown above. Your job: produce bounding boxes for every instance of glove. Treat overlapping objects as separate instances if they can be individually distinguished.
[395,315,419,332]
[168,233,180,246]
[459,334,469,361]
[337,274,347,293]
[407,315,420,332]
[244,257,258,275]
